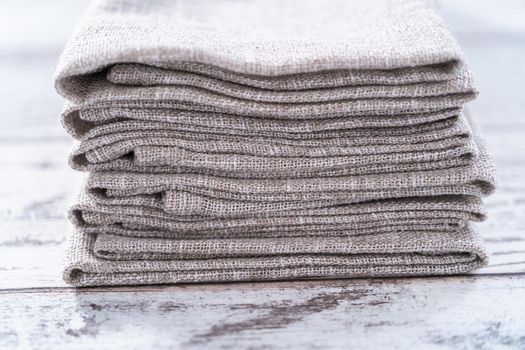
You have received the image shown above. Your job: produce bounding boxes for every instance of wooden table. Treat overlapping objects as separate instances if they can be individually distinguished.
[0,1,524,348]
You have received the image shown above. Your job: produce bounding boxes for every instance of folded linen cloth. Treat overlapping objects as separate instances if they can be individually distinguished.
[64,105,463,140]
[55,0,470,89]
[64,226,488,287]
[57,0,495,287]
[78,134,494,215]
[56,0,476,133]
[71,188,486,238]
[62,122,494,285]
[69,113,475,177]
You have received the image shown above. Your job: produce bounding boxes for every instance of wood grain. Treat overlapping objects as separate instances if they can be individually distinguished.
[0,0,524,348]
[1,276,524,350]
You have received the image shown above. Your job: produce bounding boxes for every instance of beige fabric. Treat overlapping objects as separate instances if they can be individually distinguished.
[55,0,476,137]
[56,0,495,287]
[69,114,475,176]
[64,227,488,287]
[65,105,463,140]
[82,136,493,209]
[70,191,486,238]
[55,0,466,92]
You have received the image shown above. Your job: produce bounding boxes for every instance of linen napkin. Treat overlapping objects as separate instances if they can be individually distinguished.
[64,226,488,287]
[55,0,495,287]
[68,113,475,177]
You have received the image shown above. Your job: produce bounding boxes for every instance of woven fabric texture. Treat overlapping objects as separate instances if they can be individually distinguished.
[55,0,495,287]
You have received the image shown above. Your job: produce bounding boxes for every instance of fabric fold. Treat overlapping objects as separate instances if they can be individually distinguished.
[55,0,495,287]
[63,227,488,287]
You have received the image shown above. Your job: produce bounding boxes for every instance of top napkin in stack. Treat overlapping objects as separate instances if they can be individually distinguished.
[56,0,495,287]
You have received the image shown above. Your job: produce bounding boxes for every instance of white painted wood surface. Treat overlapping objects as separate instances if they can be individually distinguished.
[0,0,524,349]
[2,276,525,350]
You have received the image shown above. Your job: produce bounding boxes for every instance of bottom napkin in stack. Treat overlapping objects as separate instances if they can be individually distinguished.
[65,227,487,286]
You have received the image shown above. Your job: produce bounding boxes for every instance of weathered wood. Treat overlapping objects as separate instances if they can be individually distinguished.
[0,1,524,349]
[1,276,524,350]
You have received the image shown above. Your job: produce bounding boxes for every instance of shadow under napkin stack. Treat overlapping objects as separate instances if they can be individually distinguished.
[55,0,495,287]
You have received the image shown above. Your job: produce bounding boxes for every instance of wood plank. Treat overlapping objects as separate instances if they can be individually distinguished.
[0,1,524,348]
[0,141,78,288]
[0,276,524,349]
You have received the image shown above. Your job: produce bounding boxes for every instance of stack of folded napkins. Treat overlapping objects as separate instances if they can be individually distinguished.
[56,0,495,287]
